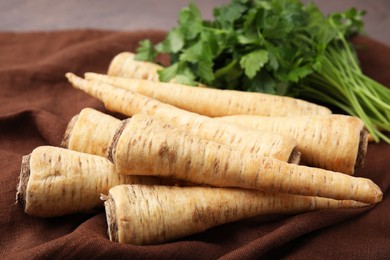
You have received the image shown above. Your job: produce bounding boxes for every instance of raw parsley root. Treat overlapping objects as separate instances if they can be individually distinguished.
[62,108,121,157]
[16,146,169,217]
[66,73,300,163]
[104,185,367,245]
[110,114,382,204]
[108,52,162,81]
[85,72,331,117]
[135,0,390,143]
[217,114,368,174]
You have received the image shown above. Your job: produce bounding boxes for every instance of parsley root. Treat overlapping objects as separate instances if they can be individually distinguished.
[16,146,169,217]
[216,114,368,174]
[110,114,382,204]
[66,73,300,163]
[103,185,368,245]
[101,54,331,116]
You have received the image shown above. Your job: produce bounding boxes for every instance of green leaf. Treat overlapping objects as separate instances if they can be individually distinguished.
[157,28,185,53]
[134,40,156,61]
[179,2,203,40]
[214,0,246,29]
[197,59,215,84]
[158,62,197,86]
[237,31,262,45]
[240,49,269,79]
[287,65,313,82]
[158,63,179,82]
[329,7,366,37]
[180,40,204,63]
[175,75,197,86]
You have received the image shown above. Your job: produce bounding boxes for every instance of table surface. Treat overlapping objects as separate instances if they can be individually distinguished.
[0,0,389,45]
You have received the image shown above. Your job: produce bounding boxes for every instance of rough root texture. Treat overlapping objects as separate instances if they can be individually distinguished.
[108,119,130,164]
[16,154,31,209]
[356,128,369,168]
[103,195,118,242]
[61,114,79,148]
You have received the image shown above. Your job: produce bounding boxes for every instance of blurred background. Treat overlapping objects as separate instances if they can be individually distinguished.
[0,0,389,44]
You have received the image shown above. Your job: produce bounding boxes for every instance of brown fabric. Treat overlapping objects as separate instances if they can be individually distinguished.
[0,30,389,259]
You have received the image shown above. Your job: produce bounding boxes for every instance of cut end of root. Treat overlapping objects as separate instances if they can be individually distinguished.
[355,128,369,169]
[61,114,79,148]
[288,147,301,164]
[104,195,118,242]
[108,118,130,164]
[16,154,31,209]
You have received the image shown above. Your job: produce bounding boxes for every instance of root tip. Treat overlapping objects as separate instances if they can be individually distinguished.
[16,154,31,210]
[104,195,118,242]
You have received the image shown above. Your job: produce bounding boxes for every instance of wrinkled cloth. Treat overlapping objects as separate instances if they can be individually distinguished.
[0,30,389,259]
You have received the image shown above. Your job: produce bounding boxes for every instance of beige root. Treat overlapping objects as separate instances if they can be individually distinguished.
[62,108,121,158]
[104,184,368,245]
[216,114,368,174]
[95,62,332,117]
[16,146,171,217]
[107,52,162,81]
[66,73,300,163]
[110,114,382,204]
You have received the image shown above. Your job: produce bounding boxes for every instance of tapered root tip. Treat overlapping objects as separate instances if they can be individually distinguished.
[66,72,108,102]
[61,114,79,148]
[65,72,75,83]
[362,179,383,204]
[16,154,31,209]
[371,183,383,204]
[103,195,118,242]
[65,72,84,90]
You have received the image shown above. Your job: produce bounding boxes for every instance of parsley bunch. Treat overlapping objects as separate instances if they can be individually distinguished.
[136,0,390,142]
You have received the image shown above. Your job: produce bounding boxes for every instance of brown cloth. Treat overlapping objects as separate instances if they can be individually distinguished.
[0,30,389,259]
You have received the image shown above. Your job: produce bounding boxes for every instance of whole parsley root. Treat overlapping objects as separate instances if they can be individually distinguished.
[16,146,169,217]
[86,71,331,117]
[66,73,300,163]
[135,0,390,143]
[217,114,368,174]
[103,185,368,245]
[110,114,382,204]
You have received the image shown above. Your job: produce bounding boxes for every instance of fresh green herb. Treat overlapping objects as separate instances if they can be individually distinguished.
[135,0,390,143]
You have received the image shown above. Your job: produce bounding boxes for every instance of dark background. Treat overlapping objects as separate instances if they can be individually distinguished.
[0,0,389,45]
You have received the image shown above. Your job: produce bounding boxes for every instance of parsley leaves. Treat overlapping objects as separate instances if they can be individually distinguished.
[136,0,390,143]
